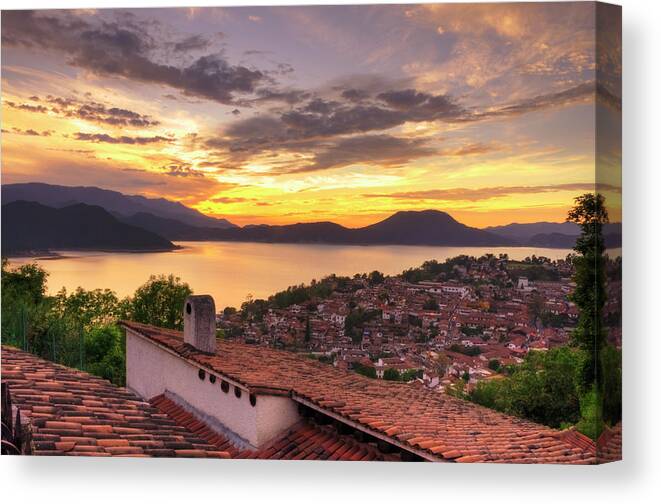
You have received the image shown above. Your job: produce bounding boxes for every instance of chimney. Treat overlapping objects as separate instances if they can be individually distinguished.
[183,295,217,354]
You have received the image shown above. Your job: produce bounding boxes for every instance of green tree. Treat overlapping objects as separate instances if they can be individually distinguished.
[304,317,311,343]
[368,270,385,285]
[469,347,586,429]
[84,325,126,386]
[383,368,401,381]
[353,362,377,378]
[129,274,192,330]
[487,359,501,372]
[423,297,439,311]
[567,193,608,387]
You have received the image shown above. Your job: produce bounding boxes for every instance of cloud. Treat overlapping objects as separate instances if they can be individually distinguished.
[341,88,370,102]
[212,80,592,168]
[211,196,252,204]
[5,101,49,113]
[1,11,267,105]
[6,94,161,128]
[364,183,622,202]
[474,83,595,120]
[173,34,214,52]
[73,132,172,144]
[296,134,436,173]
[3,127,54,137]
[439,142,502,157]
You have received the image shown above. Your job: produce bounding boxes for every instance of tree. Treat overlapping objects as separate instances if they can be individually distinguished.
[527,292,545,325]
[129,274,192,330]
[567,193,608,388]
[383,368,401,381]
[304,317,311,343]
[488,359,501,372]
[354,363,377,378]
[368,270,385,285]
[469,347,586,429]
[84,325,126,386]
[423,297,439,311]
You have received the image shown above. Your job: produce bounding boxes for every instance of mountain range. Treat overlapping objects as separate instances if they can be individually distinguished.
[0,182,622,254]
[1,201,176,255]
[2,182,236,229]
[485,221,622,249]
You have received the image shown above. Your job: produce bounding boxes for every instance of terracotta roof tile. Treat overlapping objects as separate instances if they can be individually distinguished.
[1,345,231,458]
[121,321,596,464]
[149,394,394,461]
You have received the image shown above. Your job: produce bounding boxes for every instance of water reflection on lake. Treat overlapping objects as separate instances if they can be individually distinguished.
[10,241,574,309]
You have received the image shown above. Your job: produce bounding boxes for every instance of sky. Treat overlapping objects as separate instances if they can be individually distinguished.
[1,3,621,228]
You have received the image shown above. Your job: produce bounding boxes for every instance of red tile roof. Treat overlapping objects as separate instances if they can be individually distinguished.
[150,394,398,461]
[597,423,622,463]
[1,345,230,458]
[121,321,596,463]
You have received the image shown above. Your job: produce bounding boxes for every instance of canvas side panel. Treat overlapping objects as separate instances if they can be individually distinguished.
[596,1,622,464]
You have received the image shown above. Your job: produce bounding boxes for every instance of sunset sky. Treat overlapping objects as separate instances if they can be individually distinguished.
[1,3,621,227]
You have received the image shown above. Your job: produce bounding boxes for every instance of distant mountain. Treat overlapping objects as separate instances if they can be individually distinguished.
[2,182,236,229]
[1,201,176,255]
[195,209,514,246]
[527,233,578,249]
[486,221,622,248]
[484,222,581,241]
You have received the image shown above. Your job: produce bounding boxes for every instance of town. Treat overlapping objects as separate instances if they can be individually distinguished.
[218,254,622,395]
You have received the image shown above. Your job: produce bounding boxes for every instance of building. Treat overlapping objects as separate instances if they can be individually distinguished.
[1,295,603,463]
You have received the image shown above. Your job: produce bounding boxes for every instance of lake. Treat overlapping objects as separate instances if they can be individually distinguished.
[9,241,573,309]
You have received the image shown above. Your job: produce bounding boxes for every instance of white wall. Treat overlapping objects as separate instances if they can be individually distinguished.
[126,328,300,448]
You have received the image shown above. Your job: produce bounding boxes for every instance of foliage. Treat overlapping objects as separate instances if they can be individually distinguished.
[84,325,126,386]
[423,297,439,311]
[574,387,604,440]
[600,345,622,425]
[469,347,587,428]
[383,368,401,381]
[1,261,197,386]
[368,270,385,285]
[129,274,192,330]
[567,193,608,387]
[353,362,377,378]
[449,343,481,356]
[345,308,380,344]
[400,369,422,382]
[487,359,501,372]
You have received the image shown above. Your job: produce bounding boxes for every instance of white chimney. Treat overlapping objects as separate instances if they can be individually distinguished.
[183,295,217,353]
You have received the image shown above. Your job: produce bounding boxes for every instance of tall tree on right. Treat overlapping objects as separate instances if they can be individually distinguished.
[567,192,608,388]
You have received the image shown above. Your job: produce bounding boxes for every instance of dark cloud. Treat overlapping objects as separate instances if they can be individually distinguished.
[164,164,205,178]
[73,132,172,144]
[364,183,621,202]
[341,88,370,102]
[297,134,436,173]
[5,101,49,113]
[213,80,600,168]
[250,88,311,105]
[377,89,431,109]
[174,34,213,52]
[6,95,160,128]
[1,11,266,105]
[3,127,53,137]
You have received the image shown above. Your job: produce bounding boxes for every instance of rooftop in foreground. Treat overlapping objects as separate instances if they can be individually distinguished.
[119,319,597,463]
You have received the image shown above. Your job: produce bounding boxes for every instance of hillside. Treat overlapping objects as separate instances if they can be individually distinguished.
[206,209,513,246]
[2,182,236,229]
[1,201,177,255]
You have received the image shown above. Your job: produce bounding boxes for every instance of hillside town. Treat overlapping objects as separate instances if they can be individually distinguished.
[218,254,622,395]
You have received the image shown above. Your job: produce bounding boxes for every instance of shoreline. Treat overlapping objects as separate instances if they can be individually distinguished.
[3,245,182,260]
